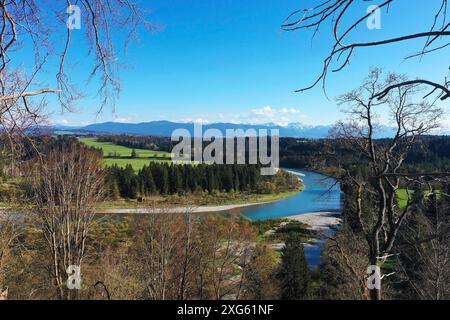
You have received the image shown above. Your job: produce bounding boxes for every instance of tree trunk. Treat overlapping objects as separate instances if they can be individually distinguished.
[369,254,382,300]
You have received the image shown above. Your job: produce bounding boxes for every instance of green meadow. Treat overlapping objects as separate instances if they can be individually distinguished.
[396,188,441,209]
[397,189,413,209]
[104,157,172,170]
[79,138,172,158]
[79,137,174,170]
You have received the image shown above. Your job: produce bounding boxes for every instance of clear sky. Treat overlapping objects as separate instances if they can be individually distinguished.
[46,0,449,127]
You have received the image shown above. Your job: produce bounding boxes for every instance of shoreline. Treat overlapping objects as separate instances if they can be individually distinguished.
[99,201,274,214]
[98,189,303,214]
[99,170,305,214]
[282,211,342,231]
[269,211,342,254]
[284,170,306,177]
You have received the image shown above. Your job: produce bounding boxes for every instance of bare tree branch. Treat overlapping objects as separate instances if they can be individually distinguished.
[283,0,450,100]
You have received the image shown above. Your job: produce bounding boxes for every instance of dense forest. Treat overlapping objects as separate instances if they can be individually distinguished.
[96,135,174,154]
[105,163,299,200]
[0,137,309,300]
[4,134,450,202]
[279,136,450,173]
[95,134,450,172]
[0,136,301,201]
[1,0,449,306]
[1,133,450,300]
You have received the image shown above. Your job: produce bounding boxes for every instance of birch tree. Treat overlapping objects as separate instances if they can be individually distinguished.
[28,142,104,299]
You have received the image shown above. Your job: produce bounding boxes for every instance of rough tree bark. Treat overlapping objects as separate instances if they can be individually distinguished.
[331,68,448,300]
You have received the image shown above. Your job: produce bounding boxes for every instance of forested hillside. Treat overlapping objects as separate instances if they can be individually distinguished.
[105,163,299,200]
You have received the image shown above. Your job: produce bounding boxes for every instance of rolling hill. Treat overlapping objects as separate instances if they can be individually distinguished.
[59,121,335,138]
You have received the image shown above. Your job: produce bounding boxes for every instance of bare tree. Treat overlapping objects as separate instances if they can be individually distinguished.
[132,211,187,300]
[241,244,279,300]
[417,194,450,299]
[0,1,150,300]
[282,0,450,100]
[193,212,256,300]
[28,142,104,299]
[176,211,197,300]
[0,1,151,150]
[331,69,448,300]
[319,228,370,299]
[0,211,20,296]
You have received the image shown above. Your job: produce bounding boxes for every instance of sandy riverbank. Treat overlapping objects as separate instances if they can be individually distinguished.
[99,201,275,214]
[269,212,342,251]
[283,211,342,231]
[284,170,306,177]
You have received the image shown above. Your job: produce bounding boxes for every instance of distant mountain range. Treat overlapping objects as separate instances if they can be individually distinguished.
[53,120,448,139]
[55,121,333,138]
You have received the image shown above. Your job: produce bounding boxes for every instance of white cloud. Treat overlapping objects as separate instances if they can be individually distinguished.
[113,117,132,123]
[54,119,69,125]
[441,117,450,130]
[252,105,274,116]
[139,105,314,127]
[226,105,307,126]
[179,118,210,124]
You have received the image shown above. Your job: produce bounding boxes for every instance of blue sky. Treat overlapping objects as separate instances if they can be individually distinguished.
[44,0,449,127]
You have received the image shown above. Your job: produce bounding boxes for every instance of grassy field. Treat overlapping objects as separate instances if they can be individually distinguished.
[79,137,302,208]
[396,188,441,209]
[397,189,413,209]
[79,137,172,158]
[79,137,175,169]
[104,157,172,170]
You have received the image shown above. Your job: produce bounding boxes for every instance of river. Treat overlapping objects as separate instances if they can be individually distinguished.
[2,169,342,268]
[95,168,343,268]
[239,168,343,268]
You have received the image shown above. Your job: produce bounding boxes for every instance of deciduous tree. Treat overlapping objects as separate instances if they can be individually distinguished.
[331,69,447,300]
[28,142,104,299]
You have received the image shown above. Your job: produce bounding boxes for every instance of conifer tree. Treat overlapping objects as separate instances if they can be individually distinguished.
[277,234,310,300]
[140,166,157,195]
